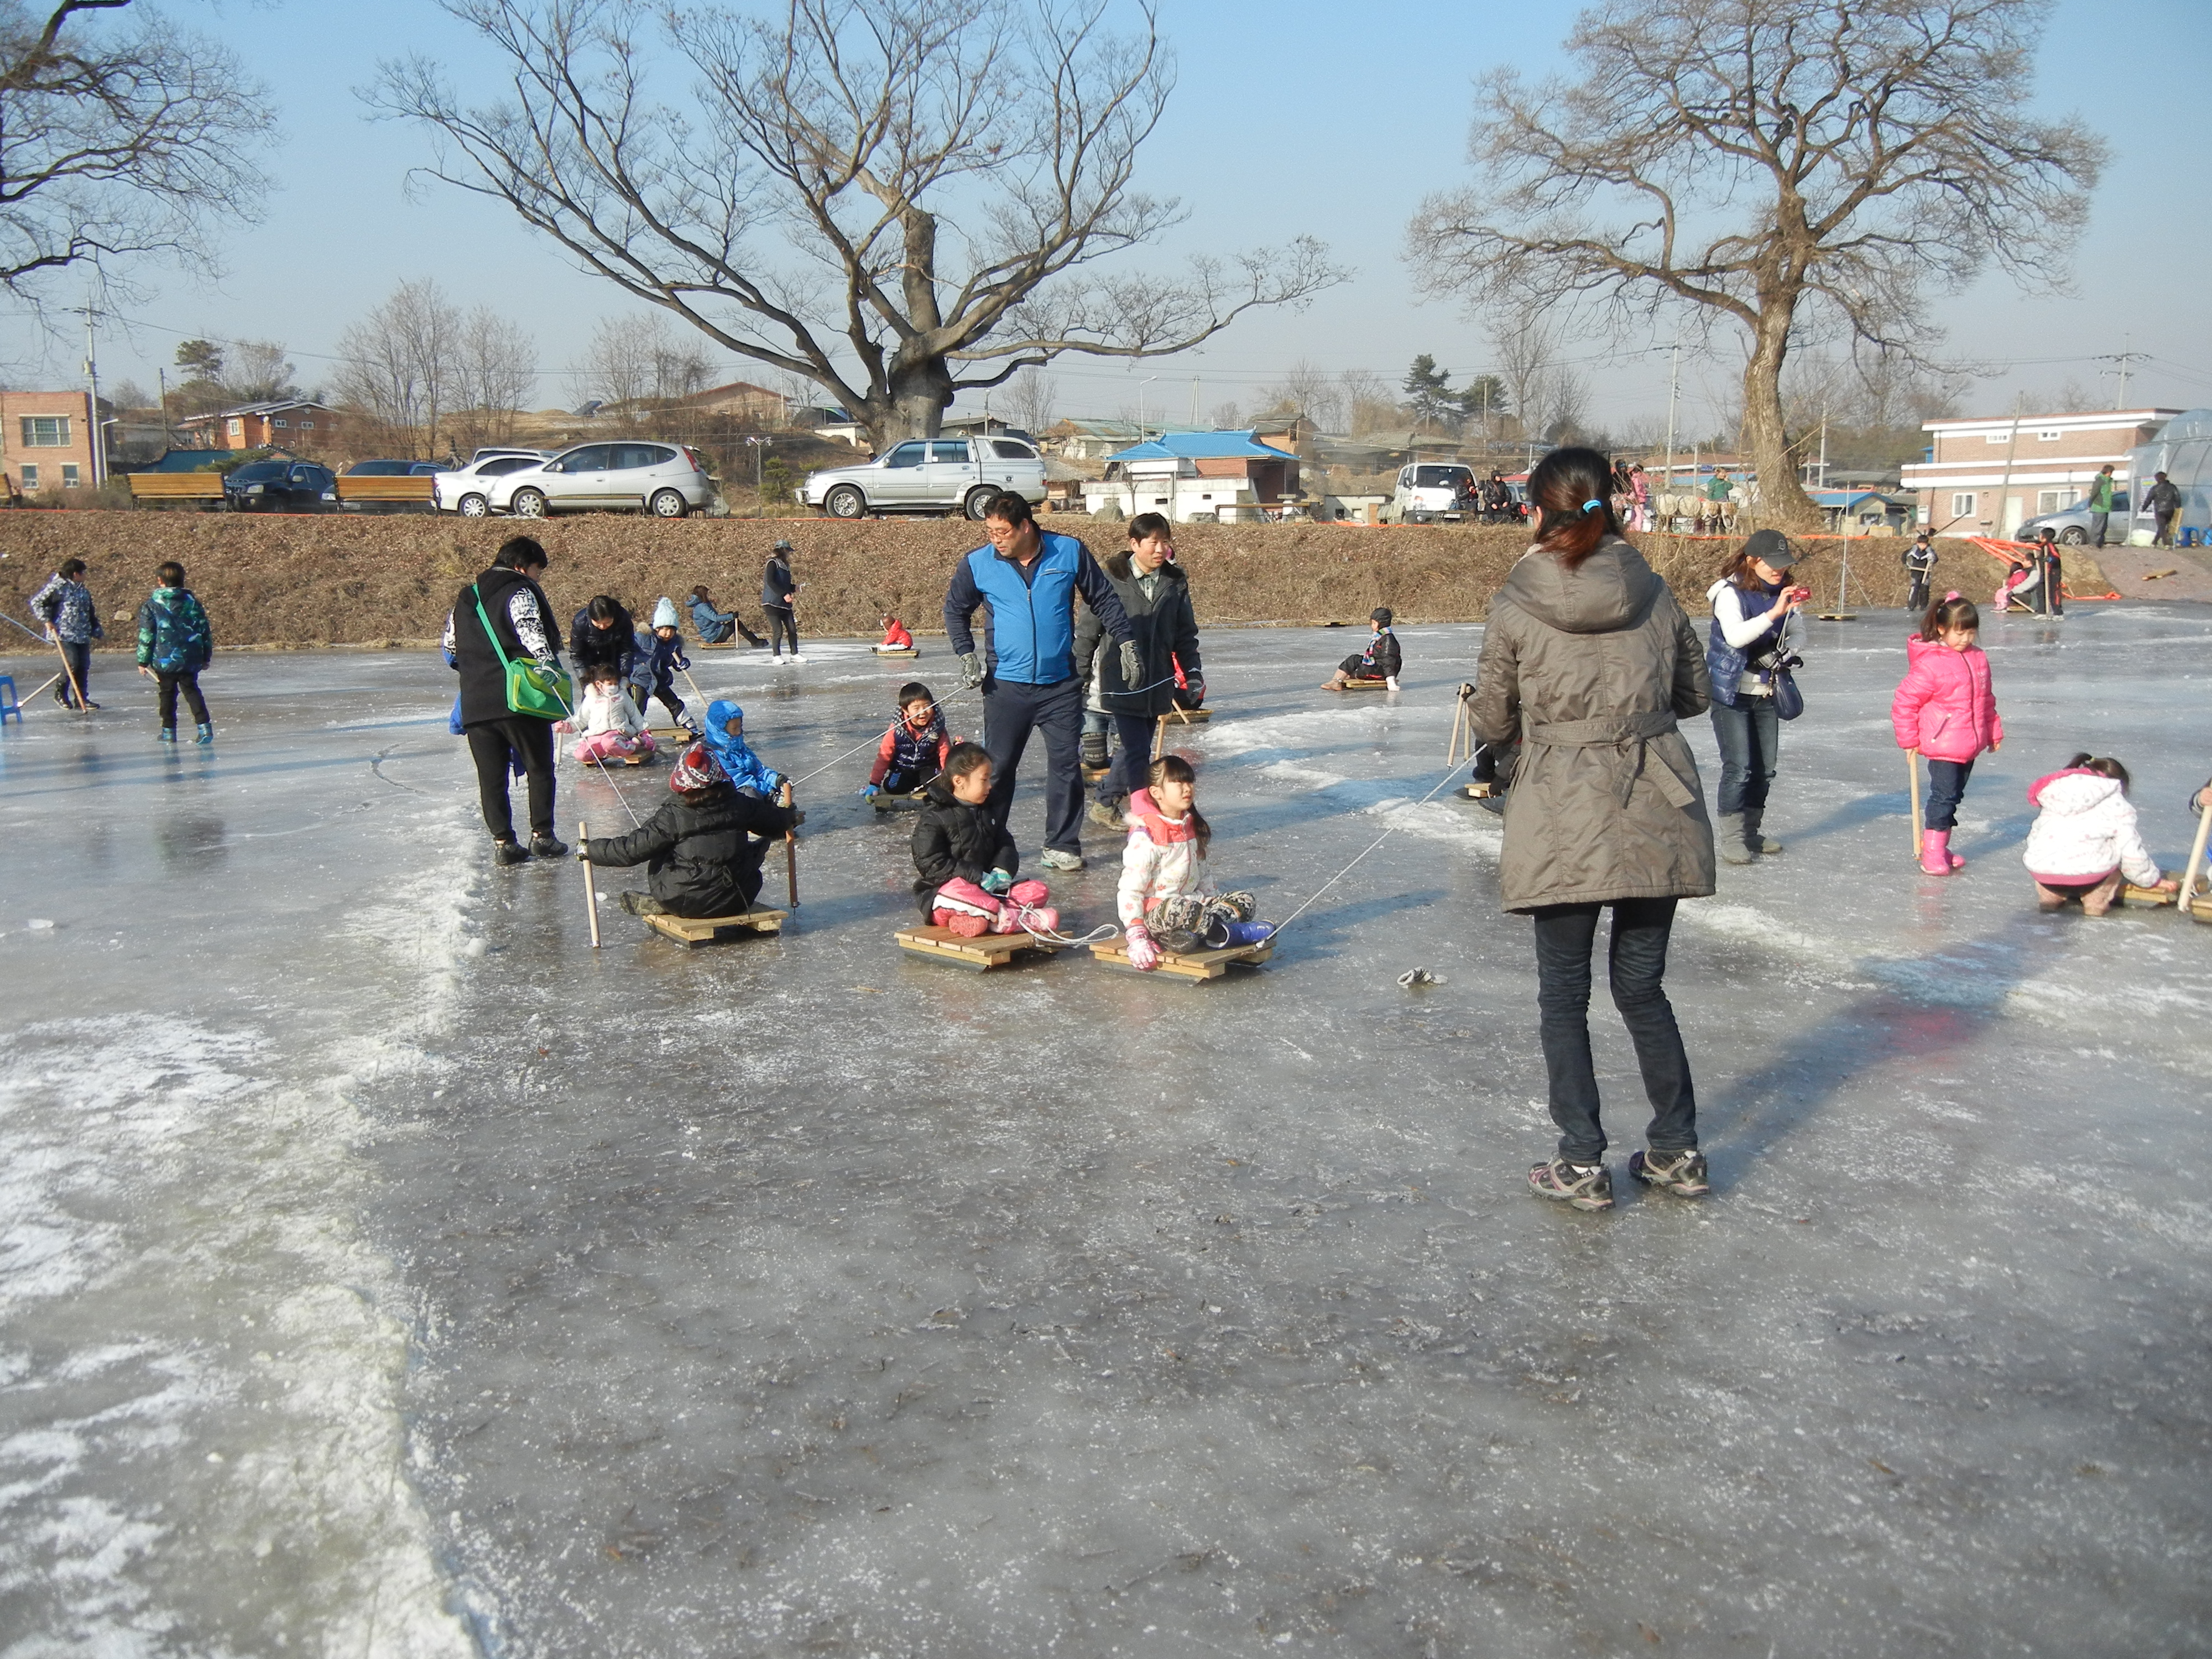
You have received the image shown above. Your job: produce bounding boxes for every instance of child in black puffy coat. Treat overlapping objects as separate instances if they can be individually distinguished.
[1323,607,1402,689]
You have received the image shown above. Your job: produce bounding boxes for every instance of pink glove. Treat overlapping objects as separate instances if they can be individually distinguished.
[1125,926,1161,972]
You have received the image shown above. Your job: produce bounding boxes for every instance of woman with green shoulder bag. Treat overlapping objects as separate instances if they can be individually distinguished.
[444,534,572,864]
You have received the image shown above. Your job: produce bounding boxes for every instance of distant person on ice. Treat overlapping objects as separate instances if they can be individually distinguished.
[444,535,568,864]
[580,742,798,918]
[1901,530,1937,613]
[763,538,802,663]
[911,743,1058,936]
[873,614,914,653]
[1322,607,1401,690]
[135,561,214,744]
[1469,446,1716,1213]
[628,599,694,731]
[1075,511,1203,828]
[29,556,101,709]
[1115,754,1271,969]
[687,585,761,648]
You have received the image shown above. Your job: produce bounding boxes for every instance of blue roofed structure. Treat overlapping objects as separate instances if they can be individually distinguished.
[1104,430,1298,466]
[1088,429,1301,522]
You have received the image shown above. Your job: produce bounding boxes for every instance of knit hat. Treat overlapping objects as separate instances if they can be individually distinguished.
[671,743,727,793]
[773,538,794,552]
[652,596,680,628]
[1370,607,1392,626]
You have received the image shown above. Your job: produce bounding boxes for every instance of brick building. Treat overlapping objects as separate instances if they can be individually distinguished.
[180,399,338,452]
[0,389,100,495]
[1900,409,2181,537]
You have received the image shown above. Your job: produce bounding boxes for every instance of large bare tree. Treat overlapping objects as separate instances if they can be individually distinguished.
[370,0,1343,448]
[0,0,274,301]
[1406,0,2104,526]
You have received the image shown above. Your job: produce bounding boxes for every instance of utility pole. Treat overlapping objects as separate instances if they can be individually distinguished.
[76,291,105,487]
[1993,391,2025,538]
[1189,376,1199,430]
[1662,343,1681,514]
[2100,334,2147,410]
[158,368,171,452]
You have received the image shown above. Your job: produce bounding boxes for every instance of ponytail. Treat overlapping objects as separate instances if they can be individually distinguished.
[1525,447,1620,571]
[1919,592,1978,642]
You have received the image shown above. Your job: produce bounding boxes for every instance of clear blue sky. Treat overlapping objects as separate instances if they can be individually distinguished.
[10,0,2209,433]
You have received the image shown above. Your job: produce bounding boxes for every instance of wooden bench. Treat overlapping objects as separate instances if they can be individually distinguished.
[645,909,786,946]
[335,474,437,507]
[1090,937,1272,982]
[126,472,226,505]
[895,924,1060,972]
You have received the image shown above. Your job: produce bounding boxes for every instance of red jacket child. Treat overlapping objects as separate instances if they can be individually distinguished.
[1891,633,2002,763]
[880,616,913,648]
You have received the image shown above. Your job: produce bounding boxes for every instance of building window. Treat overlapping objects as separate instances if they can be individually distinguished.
[20,464,39,490]
[2037,489,2076,513]
[300,420,314,430]
[2037,429,2062,441]
[61,463,80,487]
[1986,432,2008,444]
[273,418,289,429]
[227,418,244,439]
[19,415,70,447]
[1951,492,1978,519]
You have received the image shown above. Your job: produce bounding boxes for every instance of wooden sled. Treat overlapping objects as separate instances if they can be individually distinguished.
[2191,895,2212,925]
[1162,706,1212,724]
[1090,937,1273,983]
[1328,677,1392,692]
[645,908,787,946]
[1460,781,1494,800]
[647,727,700,744]
[1814,612,1859,622]
[872,646,921,659]
[895,924,1061,972]
[2124,870,2182,907]
[871,790,925,812]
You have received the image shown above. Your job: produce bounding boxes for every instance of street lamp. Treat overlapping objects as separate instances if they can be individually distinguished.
[1138,375,1159,441]
[744,434,773,517]
[97,418,121,489]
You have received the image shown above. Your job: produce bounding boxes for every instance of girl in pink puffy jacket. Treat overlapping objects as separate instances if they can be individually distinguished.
[1891,593,2003,876]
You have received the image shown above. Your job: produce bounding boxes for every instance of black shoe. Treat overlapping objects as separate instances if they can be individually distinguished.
[529,833,569,858]
[494,839,530,865]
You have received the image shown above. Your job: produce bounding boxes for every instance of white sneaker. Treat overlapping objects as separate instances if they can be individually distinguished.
[1038,847,1083,872]
[786,654,806,664]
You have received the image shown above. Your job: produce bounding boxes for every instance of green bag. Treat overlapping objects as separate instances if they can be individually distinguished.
[471,584,573,719]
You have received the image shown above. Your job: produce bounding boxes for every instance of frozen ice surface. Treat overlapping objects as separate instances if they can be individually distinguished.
[3,606,2209,1656]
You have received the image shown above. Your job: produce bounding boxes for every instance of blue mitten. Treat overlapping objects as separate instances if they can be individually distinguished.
[981,869,1012,895]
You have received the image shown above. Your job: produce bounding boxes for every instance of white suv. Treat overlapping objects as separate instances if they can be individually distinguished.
[1385,462,1478,523]
[488,441,719,518]
[804,436,1047,520]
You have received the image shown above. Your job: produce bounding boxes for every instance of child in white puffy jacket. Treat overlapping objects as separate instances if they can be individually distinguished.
[559,666,655,765]
[2022,753,2174,915]
[1117,753,1273,968]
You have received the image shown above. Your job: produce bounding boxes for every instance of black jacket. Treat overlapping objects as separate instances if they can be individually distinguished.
[453,566,563,727]
[1074,553,1201,717]
[763,554,796,609]
[910,776,1018,917]
[571,603,638,679]
[2147,479,2182,514]
[584,782,795,917]
[1353,627,1402,681]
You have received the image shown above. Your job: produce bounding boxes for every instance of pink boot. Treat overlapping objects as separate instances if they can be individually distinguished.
[991,903,1059,936]
[1007,879,1050,907]
[932,877,1003,937]
[1921,828,1955,876]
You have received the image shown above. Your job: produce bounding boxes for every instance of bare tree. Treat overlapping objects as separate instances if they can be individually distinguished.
[1488,311,1561,443]
[1407,0,2105,526]
[225,340,299,403]
[332,280,461,456]
[1209,400,1245,431]
[452,308,537,448]
[1259,359,1342,435]
[1003,365,1057,436]
[1339,367,1400,437]
[0,0,276,302]
[369,0,1344,448]
[573,312,711,415]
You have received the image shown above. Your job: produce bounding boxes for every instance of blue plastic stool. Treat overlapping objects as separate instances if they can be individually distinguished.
[0,674,19,727]
[2183,527,2200,549]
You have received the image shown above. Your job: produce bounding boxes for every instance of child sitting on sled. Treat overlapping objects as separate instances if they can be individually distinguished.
[580,743,797,917]
[911,743,1058,936]
[558,665,655,764]
[1322,607,1402,690]
[872,614,915,653]
[1116,753,1274,969]
[863,682,957,799]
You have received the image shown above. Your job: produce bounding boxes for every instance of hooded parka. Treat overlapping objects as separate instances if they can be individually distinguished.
[1470,536,1717,912]
[583,781,795,916]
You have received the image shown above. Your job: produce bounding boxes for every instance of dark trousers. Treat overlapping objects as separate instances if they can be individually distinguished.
[983,674,1084,853]
[2048,553,2063,614]
[1925,758,1974,832]
[1531,898,1697,1164]
[1099,711,1157,802]
[630,670,685,723]
[465,717,556,842]
[2089,512,2109,548]
[55,639,92,706]
[764,605,799,655]
[881,762,938,795]
[1906,571,1931,613]
[1708,697,1779,815]
[2154,512,2178,549]
[156,670,208,729]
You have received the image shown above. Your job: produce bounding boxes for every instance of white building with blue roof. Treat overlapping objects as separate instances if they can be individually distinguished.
[1083,430,1301,521]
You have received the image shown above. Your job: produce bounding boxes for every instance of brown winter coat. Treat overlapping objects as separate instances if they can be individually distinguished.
[1470,536,1717,912]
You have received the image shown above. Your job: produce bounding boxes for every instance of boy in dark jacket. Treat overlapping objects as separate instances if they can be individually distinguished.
[581,744,798,917]
[1323,607,1402,689]
[1073,512,1203,825]
[910,743,1056,934]
[135,561,215,743]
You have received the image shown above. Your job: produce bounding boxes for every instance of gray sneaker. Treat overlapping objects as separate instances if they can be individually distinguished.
[1039,847,1084,872]
[1528,1157,1614,1211]
[1086,797,1126,830]
[1629,1147,1710,1197]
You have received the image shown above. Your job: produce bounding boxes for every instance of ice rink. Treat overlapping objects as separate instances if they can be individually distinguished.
[2,604,2208,1656]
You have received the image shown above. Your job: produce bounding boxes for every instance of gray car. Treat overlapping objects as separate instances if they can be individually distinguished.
[2014,489,2131,545]
[488,440,720,519]
[803,435,1047,520]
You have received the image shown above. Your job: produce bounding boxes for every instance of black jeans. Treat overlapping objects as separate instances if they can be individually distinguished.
[1531,898,1697,1164]
[465,717,556,842]
[55,639,92,706]
[1925,757,1973,832]
[1708,697,1779,815]
[1098,710,1157,803]
[156,670,208,728]
[764,604,799,655]
[982,674,1084,854]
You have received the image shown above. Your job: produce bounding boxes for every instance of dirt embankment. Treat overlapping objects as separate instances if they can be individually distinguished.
[0,510,2012,650]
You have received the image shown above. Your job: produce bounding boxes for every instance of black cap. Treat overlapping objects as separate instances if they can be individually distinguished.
[773,538,794,551]
[1743,528,1796,570]
[1370,607,1393,625]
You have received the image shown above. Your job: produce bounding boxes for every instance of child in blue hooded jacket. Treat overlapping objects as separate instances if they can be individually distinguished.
[702,698,786,799]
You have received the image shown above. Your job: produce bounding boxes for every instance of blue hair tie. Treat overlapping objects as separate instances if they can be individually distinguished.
[1581,498,1604,512]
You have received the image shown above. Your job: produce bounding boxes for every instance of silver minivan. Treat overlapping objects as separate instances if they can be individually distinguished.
[804,436,1048,519]
[488,441,719,518]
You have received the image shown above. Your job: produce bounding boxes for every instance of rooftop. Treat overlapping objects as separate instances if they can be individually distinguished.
[1106,429,1298,463]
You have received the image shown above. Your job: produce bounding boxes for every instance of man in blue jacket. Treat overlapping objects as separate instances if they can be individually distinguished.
[945,492,1139,869]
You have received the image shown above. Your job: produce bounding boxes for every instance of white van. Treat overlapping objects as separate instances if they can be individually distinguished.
[1386,463,1477,523]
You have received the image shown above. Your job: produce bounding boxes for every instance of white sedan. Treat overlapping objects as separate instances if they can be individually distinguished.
[432,453,552,518]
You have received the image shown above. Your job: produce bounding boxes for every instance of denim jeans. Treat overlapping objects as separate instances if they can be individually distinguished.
[1708,697,1779,815]
[1925,758,1974,832]
[1530,898,1697,1164]
[55,639,92,706]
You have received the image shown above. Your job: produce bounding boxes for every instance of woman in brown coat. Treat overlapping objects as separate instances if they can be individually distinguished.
[1470,447,1717,1212]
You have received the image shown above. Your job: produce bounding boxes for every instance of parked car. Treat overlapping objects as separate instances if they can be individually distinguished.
[485,441,719,519]
[435,453,554,518]
[2013,491,2131,545]
[802,436,1047,520]
[225,458,337,512]
[1384,463,1478,524]
[343,459,442,477]
[466,446,550,466]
